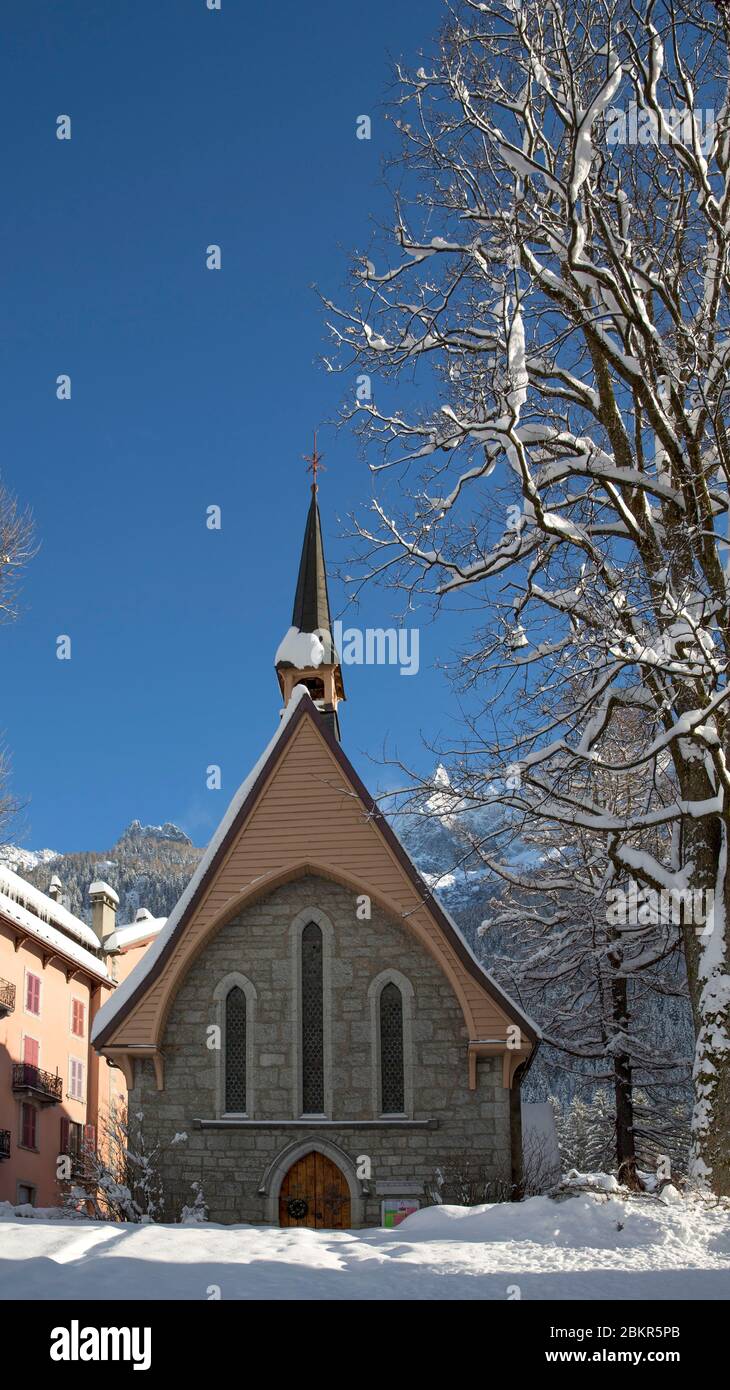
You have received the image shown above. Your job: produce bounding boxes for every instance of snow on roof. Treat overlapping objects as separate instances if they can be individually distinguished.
[0,887,108,981]
[105,916,167,952]
[275,626,327,669]
[92,685,313,1043]
[0,864,101,952]
[89,880,119,904]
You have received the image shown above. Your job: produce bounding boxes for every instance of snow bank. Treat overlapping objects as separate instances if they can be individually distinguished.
[396,1190,661,1249]
[0,1188,727,1301]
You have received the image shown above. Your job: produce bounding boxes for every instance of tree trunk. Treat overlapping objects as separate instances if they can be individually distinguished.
[607,945,640,1190]
[680,811,730,1196]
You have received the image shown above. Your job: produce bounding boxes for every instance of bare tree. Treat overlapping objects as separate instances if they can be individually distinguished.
[326,0,730,1192]
[480,799,690,1188]
[60,1104,193,1223]
[0,481,35,838]
[0,481,34,626]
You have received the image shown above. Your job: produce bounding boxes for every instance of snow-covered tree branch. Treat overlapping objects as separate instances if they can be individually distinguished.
[328,0,730,1192]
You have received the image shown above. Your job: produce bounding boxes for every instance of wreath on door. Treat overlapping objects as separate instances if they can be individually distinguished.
[287,1197,309,1220]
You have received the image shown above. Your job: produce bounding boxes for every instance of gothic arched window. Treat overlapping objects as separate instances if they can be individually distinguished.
[301,921,324,1113]
[225,985,247,1113]
[380,982,405,1113]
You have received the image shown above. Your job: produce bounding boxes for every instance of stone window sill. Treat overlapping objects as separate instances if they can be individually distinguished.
[194,1117,439,1131]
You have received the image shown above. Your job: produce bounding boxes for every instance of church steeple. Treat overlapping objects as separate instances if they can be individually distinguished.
[275,441,345,737]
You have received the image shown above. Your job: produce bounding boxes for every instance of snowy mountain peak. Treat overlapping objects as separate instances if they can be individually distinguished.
[116,820,192,847]
[0,844,60,872]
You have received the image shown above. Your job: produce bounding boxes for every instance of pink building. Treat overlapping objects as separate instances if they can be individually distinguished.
[0,867,162,1208]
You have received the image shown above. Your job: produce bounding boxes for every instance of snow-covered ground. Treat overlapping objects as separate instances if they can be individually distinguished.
[1,1184,728,1301]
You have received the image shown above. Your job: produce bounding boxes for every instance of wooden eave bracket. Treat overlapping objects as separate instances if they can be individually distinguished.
[103,1046,165,1091]
[467,1040,532,1090]
[9,928,103,989]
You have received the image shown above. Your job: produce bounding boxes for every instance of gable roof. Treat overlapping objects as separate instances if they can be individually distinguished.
[92,687,539,1048]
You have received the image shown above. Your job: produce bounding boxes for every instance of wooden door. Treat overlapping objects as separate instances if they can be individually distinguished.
[278,1151,351,1229]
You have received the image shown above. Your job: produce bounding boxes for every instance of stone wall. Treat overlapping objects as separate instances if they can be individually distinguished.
[129,875,512,1225]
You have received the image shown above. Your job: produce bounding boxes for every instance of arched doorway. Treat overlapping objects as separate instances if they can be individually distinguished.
[278,1150,351,1229]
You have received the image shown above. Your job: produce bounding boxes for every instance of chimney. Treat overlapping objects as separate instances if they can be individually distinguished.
[89,880,119,947]
[48,874,63,903]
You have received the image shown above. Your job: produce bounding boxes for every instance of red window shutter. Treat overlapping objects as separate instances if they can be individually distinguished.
[26,973,40,1015]
[22,1104,37,1149]
[60,1117,70,1151]
[23,1036,39,1067]
[72,999,85,1037]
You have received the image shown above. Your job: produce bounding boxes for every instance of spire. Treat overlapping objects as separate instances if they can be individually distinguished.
[274,440,345,736]
[291,488,332,636]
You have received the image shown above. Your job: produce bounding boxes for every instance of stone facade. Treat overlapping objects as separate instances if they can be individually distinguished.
[130,875,512,1225]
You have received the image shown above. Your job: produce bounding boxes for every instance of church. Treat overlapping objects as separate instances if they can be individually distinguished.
[92,478,539,1228]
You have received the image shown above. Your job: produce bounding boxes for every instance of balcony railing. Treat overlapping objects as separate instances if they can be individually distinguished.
[11,1062,63,1105]
[0,979,16,1016]
[0,1129,10,1160]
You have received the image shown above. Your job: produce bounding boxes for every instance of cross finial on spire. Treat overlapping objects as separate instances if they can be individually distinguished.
[303,431,325,493]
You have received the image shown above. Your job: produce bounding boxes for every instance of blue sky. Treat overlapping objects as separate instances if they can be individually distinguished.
[0,0,472,854]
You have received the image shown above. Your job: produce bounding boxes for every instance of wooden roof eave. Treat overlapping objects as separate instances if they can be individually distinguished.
[0,912,109,989]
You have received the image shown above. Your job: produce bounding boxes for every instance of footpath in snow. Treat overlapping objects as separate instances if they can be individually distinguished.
[1,1180,729,1301]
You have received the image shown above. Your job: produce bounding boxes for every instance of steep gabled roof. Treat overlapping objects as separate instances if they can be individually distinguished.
[92,688,538,1049]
